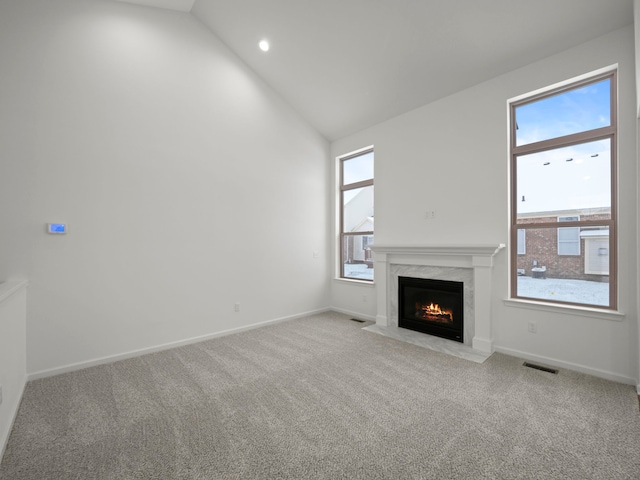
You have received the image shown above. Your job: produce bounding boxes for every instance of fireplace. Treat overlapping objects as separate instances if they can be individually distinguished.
[398,276,464,343]
[370,244,504,353]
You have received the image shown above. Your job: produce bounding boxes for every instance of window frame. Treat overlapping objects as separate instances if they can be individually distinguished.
[339,147,374,282]
[509,70,617,309]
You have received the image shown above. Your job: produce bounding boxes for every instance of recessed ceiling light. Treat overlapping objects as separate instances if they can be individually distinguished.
[259,40,270,52]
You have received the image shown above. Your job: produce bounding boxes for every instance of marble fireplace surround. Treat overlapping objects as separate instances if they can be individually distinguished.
[369,244,505,356]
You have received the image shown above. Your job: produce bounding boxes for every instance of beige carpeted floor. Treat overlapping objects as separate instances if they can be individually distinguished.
[1,311,639,479]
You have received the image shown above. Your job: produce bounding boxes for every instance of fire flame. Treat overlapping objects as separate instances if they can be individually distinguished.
[423,302,444,315]
[415,301,453,322]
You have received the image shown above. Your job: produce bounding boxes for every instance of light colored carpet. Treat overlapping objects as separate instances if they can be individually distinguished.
[1,311,639,479]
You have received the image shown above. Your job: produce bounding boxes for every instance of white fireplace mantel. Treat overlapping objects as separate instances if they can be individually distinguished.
[370,244,505,354]
[371,244,505,257]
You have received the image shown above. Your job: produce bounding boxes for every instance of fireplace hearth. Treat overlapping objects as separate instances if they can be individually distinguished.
[398,276,464,343]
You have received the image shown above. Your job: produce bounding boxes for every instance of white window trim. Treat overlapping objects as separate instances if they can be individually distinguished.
[336,146,374,282]
[508,68,617,310]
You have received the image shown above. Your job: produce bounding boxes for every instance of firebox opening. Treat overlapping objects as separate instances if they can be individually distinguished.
[398,276,464,343]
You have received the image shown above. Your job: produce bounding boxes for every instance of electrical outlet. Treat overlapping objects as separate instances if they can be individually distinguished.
[313,251,319,258]
[234,303,240,312]
[362,294,367,302]
[528,321,537,333]
[0,385,3,405]
[425,210,437,220]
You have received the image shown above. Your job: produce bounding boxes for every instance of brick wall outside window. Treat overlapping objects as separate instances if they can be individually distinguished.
[516,213,610,282]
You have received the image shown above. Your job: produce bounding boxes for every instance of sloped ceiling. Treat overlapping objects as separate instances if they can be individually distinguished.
[115,0,634,141]
[116,0,194,12]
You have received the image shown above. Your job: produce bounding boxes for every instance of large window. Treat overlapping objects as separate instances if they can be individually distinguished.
[339,148,374,281]
[510,71,617,309]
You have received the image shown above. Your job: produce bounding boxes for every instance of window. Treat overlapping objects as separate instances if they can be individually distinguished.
[339,148,374,281]
[510,71,616,309]
[517,229,526,255]
[557,216,580,256]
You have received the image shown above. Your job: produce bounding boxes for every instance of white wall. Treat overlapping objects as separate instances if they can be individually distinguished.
[637,117,640,392]
[331,26,638,384]
[636,0,640,118]
[0,0,330,375]
[635,0,640,392]
[0,281,28,459]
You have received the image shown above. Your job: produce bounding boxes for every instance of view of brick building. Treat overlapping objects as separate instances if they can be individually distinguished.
[516,208,610,283]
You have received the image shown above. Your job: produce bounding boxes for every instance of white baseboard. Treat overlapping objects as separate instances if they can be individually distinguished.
[0,375,27,462]
[494,345,636,386]
[329,307,376,323]
[26,308,636,390]
[27,307,331,381]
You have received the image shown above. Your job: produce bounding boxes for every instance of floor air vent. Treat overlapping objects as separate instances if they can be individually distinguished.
[523,362,559,374]
[350,318,366,323]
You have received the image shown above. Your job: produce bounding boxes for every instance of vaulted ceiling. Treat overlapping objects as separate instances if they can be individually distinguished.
[116,0,634,141]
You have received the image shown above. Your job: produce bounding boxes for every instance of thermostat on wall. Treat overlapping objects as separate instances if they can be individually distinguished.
[47,223,67,234]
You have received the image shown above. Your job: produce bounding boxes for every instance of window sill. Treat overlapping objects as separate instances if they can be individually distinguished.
[503,298,625,321]
[334,277,375,287]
